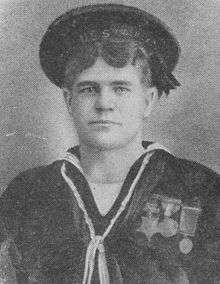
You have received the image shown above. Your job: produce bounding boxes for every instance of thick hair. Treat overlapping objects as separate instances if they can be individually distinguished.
[63,23,180,97]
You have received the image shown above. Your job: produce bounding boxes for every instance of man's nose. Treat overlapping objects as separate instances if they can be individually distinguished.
[95,87,115,111]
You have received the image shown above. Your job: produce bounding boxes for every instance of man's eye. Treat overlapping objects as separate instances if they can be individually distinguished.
[79,87,97,95]
[114,86,130,95]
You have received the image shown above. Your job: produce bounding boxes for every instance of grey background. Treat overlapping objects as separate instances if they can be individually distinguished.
[0,0,219,192]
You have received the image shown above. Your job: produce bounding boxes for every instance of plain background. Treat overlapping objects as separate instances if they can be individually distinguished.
[0,0,219,193]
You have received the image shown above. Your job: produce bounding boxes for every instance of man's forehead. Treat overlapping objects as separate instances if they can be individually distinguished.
[74,59,142,84]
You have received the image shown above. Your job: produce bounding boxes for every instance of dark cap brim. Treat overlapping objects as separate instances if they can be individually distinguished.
[39,3,180,88]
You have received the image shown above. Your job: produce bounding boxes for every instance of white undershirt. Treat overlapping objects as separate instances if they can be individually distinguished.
[87,180,124,216]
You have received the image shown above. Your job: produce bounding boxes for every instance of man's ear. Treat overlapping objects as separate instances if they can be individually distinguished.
[144,87,158,117]
[63,88,73,115]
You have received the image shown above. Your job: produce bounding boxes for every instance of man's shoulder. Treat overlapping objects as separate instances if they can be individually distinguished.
[2,159,64,199]
[153,149,219,200]
[159,149,219,181]
[146,143,219,182]
[15,159,63,182]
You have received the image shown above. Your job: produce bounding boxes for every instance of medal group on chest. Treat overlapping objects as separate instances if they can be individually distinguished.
[137,194,202,254]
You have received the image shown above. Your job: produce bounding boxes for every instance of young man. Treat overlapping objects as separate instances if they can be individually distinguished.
[0,4,219,284]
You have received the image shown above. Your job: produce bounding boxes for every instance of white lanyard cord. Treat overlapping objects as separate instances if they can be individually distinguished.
[61,152,152,284]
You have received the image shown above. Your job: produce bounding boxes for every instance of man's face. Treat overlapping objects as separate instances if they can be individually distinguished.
[65,57,156,150]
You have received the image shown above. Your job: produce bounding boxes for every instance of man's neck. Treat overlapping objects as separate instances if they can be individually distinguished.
[79,137,145,184]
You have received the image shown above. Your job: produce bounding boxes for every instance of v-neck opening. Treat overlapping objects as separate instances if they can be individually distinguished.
[88,181,124,217]
[63,141,159,233]
[64,150,153,224]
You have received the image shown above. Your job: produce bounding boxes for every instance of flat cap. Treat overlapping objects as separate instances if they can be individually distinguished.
[40,3,180,88]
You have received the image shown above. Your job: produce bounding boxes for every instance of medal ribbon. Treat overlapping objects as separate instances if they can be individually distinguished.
[61,152,152,284]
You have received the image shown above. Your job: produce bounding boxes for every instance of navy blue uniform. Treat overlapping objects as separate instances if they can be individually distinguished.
[0,143,219,283]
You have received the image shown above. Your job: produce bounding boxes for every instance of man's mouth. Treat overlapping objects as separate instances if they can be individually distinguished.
[89,120,121,125]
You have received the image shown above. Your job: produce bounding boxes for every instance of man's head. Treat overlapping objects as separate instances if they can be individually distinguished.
[39,4,181,150]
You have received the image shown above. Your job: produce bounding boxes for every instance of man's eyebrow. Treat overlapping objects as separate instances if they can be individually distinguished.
[75,81,99,88]
[110,81,132,86]
[75,80,132,88]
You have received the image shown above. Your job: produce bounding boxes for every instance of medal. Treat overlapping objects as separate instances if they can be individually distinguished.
[137,216,159,241]
[158,217,178,237]
[152,194,181,217]
[179,237,193,254]
[161,197,181,217]
[179,205,201,236]
[145,195,160,218]
[179,200,201,254]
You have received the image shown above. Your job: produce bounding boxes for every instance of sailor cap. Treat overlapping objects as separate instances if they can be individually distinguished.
[39,4,180,89]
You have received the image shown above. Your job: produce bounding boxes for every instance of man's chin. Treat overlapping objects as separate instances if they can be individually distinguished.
[84,136,126,151]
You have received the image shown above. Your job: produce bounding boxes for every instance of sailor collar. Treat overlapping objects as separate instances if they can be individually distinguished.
[60,142,170,284]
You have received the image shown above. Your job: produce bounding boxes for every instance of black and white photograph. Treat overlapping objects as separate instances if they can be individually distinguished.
[0,0,219,283]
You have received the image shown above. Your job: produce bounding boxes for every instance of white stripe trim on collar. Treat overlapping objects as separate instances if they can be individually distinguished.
[62,142,170,172]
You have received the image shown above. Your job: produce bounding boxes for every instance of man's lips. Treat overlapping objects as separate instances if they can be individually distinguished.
[88,120,121,125]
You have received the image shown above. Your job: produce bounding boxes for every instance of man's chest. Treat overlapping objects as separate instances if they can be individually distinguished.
[88,181,124,216]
